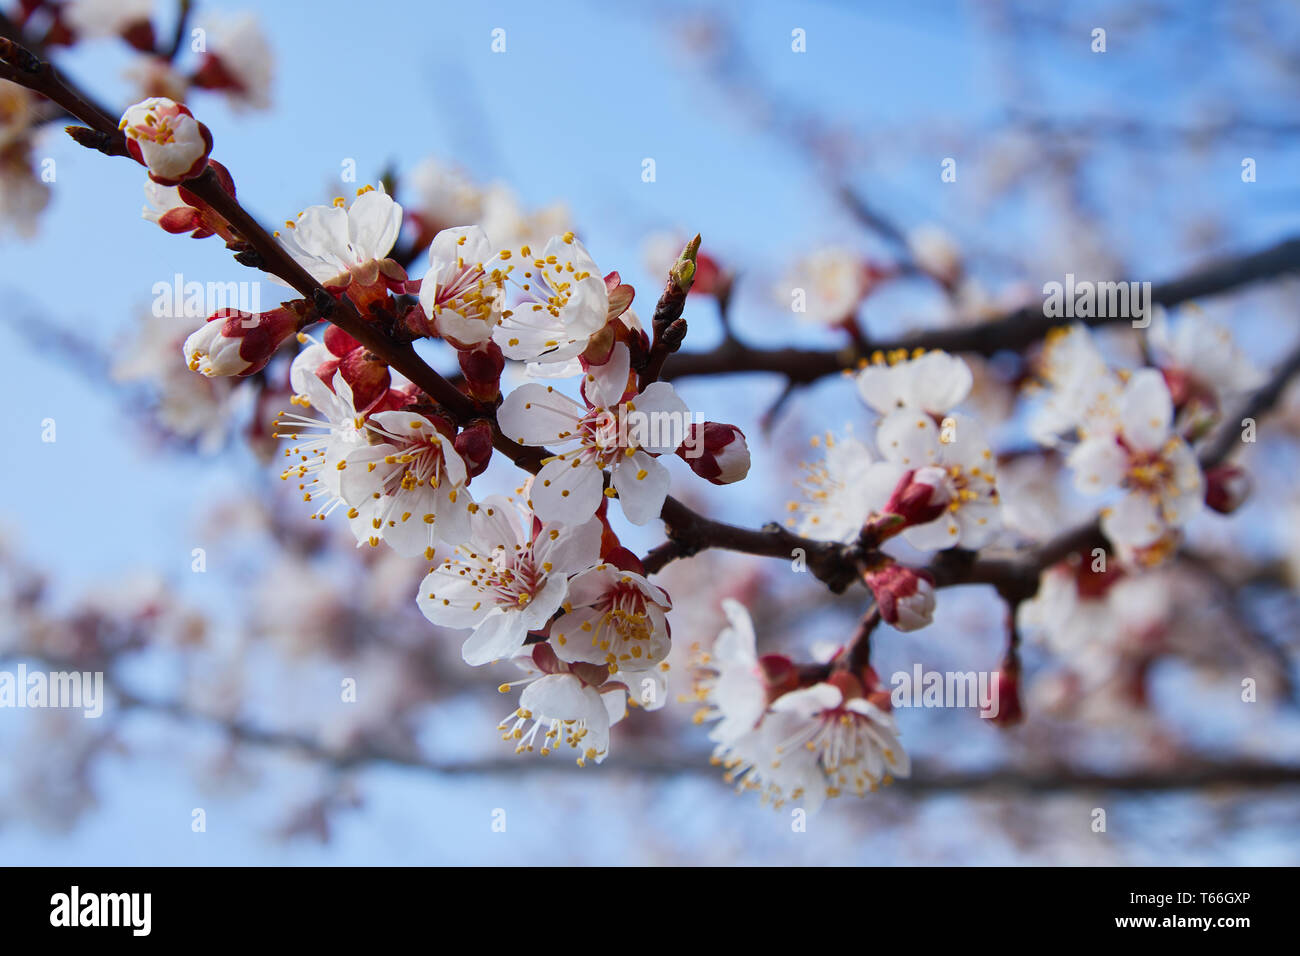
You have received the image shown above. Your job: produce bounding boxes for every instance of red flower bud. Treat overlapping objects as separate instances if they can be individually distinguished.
[453,420,494,480]
[191,52,244,96]
[867,466,952,541]
[338,348,391,413]
[677,422,750,484]
[324,324,362,358]
[690,252,727,298]
[119,19,156,53]
[458,340,505,403]
[864,563,936,632]
[183,307,299,377]
[1204,463,1250,515]
[986,665,1023,727]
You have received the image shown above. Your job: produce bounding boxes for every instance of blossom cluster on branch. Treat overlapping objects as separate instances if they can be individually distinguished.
[2,12,1297,818]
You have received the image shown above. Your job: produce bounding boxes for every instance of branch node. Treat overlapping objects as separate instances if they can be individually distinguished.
[312,288,336,318]
[0,36,42,73]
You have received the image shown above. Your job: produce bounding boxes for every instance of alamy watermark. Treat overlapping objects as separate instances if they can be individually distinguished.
[152,272,264,321]
[890,665,1001,719]
[1042,274,1154,328]
[0,664,104,718]
[50,886,151,936]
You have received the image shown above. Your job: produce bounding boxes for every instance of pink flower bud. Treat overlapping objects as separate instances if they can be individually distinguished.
[323,324,362,358]
[677,422,750,485]
[191,51,242,96]
[458,340,505,402]
[453,420,494,480]
[869,466,952,539]
[864,563,936,632]
[119,98,213,185]
[1204,463,1250,514]
[690,251,727,298]
[146,161,236,240]
[986,665,1023,727]
[338,348,391,413]
[183,307,298,377]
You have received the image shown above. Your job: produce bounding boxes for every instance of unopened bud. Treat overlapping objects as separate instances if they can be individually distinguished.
[458,340,505,403]
[987,664,1023,727]
[119,19,156,53]
[338,348,391,412]
[183,307,298,377]
[672,235,701,294]
[868,466,951,540]
[119,98,213,185]
[677,422,750,484]
[1204,463,1250,514]
[863,563,936,632]
[453,420,494,480]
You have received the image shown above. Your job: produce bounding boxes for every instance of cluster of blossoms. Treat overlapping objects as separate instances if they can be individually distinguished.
[673,348,1002,809]
[691,600,910,811]
[1017,557,1171,706]
[1028,313,1260,561]
[767,309,1262,791]
[129,96,754,766]
[103,73,1268,803]
[0,1,269,235]
[790,348,1000,631]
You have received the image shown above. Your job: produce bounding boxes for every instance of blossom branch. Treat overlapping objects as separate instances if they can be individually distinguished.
[638,324,1300,634]
[0,32,489,430]
[661,235,1300,384]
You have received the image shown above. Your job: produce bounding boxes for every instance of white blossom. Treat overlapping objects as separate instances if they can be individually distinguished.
[1067,368,1204,549]
[415,496,601,666]
[779,246,871,325]
[551,561,672,673]
[119,97,211,184]
[856,349,973,416]
[417,225,506,348]
[788,431,896,543]
[275,185,402,288]
[274,343,370,524]
[498,344,688,526]
[492,232,608,365]
[875,411,1001,549]
[338,411,475,558]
